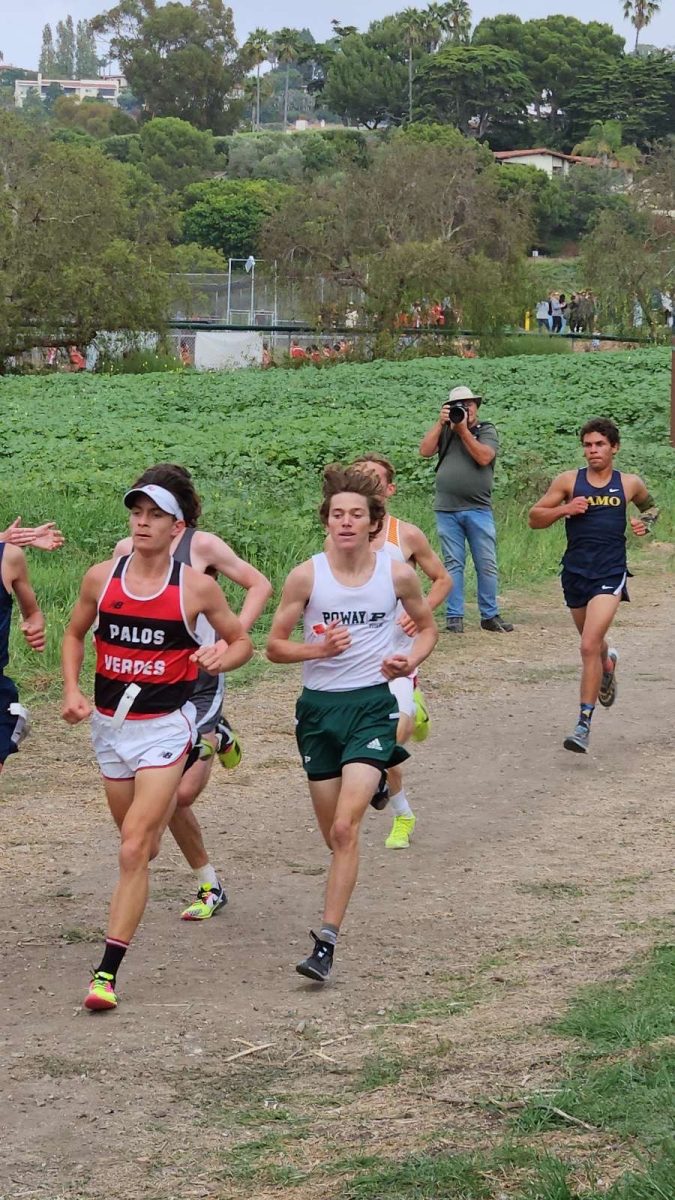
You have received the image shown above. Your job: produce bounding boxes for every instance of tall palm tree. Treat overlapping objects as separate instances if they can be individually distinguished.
[399,8,428,123]
[243,27,270,130]
[272,27,304,132]
[622,0,661,50]
[436,0,472,44]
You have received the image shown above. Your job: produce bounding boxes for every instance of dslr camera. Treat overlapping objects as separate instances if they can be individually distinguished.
[447,399,468,424]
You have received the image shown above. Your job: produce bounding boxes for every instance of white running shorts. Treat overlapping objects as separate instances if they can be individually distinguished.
[91,702,197,781]
[388,675,415,717]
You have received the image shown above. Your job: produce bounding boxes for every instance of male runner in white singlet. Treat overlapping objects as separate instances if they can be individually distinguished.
[267,465,438,982]
[62,483,253,1012]
[114,464,272,920]
[352,455,451,847]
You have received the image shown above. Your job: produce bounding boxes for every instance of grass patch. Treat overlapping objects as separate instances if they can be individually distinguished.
[214,1129,311,1184]
[386,990,478,1025]
[517,881,587,900]
[555,944,675,1050]
[517,1047,675,1142]
[339,1145,559,1200]
[605,1142,675,1200]
[354,1052,404,1092]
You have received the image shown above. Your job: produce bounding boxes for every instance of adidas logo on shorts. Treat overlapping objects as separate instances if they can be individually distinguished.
[366,738,382,750]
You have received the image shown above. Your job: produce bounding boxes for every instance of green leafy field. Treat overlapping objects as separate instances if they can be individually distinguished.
[1,348,672,695]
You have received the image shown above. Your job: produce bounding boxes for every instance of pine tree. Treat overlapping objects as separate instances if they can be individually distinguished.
[54,16,75,78]
[39,25,57,76]
[76,20,100,78]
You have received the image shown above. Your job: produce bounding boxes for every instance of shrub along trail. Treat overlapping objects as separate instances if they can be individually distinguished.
[0,560,672,1199]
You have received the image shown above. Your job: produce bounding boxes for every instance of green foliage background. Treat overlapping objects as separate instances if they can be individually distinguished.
[1,349,672,695]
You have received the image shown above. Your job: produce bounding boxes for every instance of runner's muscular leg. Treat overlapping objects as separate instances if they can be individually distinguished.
[309,776,342,849]
[322,761,381,928]
[168,744,216,870]
[106,759,186,944]
[574,595,622,706]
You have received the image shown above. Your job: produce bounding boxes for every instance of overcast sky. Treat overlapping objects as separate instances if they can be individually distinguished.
[1,0,673,69]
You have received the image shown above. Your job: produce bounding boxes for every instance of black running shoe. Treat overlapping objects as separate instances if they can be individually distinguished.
[370,770,389,811]
[296,931,334,982]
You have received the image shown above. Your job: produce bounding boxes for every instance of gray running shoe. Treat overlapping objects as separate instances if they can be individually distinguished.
[446,617,464,633]
[564,722,590,754]
[598,648,619,708]
[296,931,334,983]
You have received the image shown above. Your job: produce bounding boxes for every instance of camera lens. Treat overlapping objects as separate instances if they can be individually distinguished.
[449,404,465,423]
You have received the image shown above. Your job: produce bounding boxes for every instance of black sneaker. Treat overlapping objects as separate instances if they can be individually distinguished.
[369,770,389,810]
[445,617,464,633]
[296,931,334,982]
[480,615,514,633]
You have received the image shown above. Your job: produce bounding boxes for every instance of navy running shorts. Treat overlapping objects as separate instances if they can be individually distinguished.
[561,570,630,610]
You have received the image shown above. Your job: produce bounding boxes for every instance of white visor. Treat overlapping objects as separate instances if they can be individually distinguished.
[123,484,184,522]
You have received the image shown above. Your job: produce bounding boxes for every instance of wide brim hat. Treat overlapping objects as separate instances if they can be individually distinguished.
[449,385,482,407]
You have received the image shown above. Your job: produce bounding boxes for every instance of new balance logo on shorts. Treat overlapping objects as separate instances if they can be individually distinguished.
[366,738,382,750]
[160,751,173,759]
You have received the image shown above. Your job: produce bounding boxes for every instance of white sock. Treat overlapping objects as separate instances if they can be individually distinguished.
[390,790,414,818]
[194,863,219,889]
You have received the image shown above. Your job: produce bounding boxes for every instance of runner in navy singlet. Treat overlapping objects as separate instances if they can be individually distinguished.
[62,483,253,1012]
[529,418,659,754]
[0,518,63,776]
[114,464,272,922]
[0,544,46,774]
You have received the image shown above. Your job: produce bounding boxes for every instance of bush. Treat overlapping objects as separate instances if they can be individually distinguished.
[97,348,183,374]
[480,334,573,356]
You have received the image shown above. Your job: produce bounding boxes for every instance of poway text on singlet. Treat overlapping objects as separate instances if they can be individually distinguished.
[302,551,398,692]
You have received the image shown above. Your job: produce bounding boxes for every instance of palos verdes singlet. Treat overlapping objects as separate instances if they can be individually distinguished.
[94,554,200,718]
[0,545,12,673]
[562,468,627,580]
[303,551,398,692]
[380,516,414,658]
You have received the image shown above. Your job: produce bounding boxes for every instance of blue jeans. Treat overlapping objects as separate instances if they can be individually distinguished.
[435,509,499,620]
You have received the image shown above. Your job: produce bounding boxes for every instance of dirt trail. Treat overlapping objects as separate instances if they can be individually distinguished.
[0,565,673,1198]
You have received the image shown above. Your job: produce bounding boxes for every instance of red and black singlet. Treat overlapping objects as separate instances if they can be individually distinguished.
[94,555,200,719]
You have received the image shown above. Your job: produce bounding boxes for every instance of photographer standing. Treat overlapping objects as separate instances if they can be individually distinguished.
[419,386,513,634]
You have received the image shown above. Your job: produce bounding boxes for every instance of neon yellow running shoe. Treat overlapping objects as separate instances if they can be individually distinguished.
[181,883,227,921]
[385,814,416,849]
[412,688,430,742]
[215,719,242,769]
[84,971,117,1012]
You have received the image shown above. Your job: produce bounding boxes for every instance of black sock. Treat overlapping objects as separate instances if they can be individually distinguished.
[96,938,129,980]
[319,924,338,948]
[579,703,595,726]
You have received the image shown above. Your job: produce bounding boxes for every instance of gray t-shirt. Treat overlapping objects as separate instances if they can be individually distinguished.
[434,421,499,512]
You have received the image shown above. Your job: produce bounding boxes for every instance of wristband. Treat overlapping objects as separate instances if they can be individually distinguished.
[636,494,657,513]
